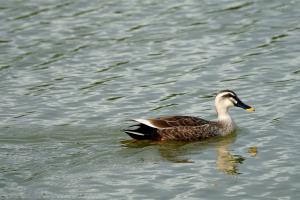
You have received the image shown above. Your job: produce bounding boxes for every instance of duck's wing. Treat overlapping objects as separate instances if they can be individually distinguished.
[158,123,220,141]
[123,116,213,141]
[134,116,209,129]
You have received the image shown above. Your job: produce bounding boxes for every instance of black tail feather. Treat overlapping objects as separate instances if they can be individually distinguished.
[123,123,160,140]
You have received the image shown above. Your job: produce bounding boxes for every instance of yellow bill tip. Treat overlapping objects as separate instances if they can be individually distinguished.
[246,107,255,112]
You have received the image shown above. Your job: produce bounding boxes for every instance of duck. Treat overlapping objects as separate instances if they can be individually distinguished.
[123,90,255,141]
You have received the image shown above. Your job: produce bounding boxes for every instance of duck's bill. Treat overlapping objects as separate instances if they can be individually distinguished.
[236,100,255,112]
[245,107,255,112]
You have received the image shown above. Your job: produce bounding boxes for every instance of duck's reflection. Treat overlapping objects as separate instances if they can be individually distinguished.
[215,134,244,175]
[121,133,257,175]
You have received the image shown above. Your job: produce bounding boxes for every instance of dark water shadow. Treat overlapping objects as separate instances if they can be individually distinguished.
[121,133,253,175]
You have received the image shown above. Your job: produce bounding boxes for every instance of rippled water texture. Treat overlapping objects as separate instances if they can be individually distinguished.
[1,0,300,199]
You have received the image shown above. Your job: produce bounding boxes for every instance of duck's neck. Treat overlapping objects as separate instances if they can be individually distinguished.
[216,107,235,135]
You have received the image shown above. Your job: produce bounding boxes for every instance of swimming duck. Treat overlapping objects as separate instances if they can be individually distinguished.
[123,90,254,141]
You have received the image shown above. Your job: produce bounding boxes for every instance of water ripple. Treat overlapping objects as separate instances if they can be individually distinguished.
[1,0,300,199]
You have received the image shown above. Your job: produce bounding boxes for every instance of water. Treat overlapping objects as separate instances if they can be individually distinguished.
[1,0,300,199]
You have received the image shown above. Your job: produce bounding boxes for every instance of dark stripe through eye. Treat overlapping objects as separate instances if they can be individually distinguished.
[222,94,236,98]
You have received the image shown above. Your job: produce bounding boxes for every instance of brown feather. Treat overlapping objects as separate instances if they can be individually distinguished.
[147,116,209,128]
[158,123,220,141]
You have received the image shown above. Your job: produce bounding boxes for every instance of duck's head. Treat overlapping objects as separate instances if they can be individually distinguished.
[215,90,255,113]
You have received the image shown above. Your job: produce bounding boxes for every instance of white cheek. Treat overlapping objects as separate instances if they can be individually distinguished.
[225,99,235,107]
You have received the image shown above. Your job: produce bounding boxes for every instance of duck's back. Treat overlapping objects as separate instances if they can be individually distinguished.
[144,116,210,128]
